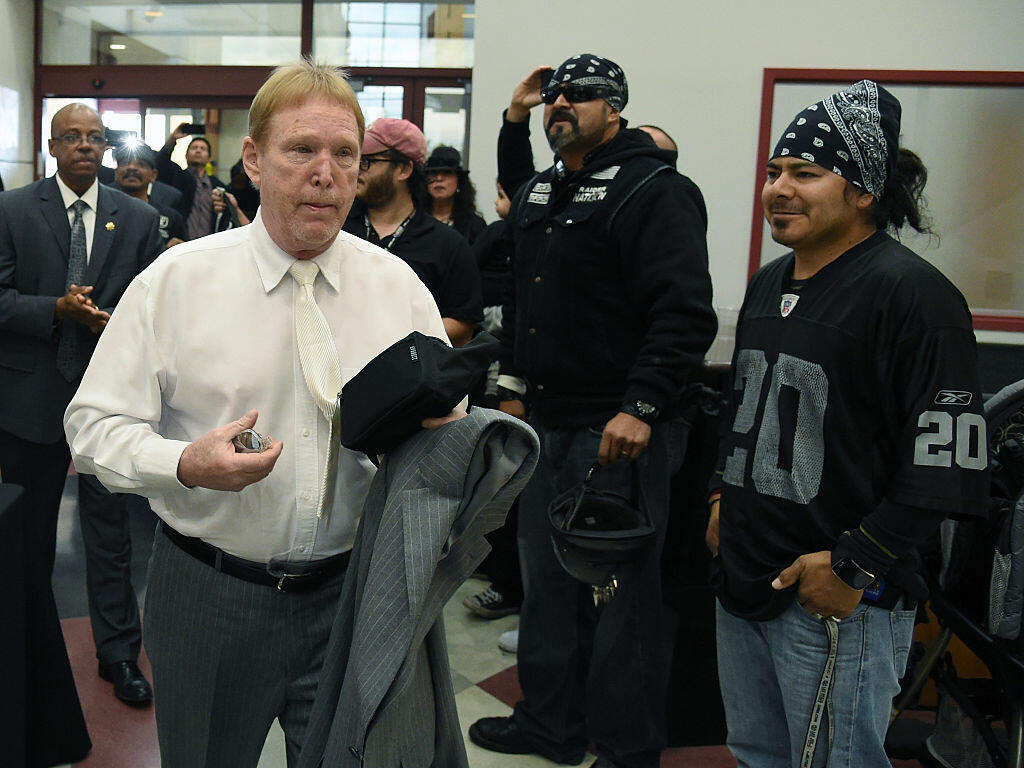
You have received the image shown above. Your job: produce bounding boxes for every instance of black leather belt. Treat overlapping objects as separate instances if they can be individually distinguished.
[161,523,350,593]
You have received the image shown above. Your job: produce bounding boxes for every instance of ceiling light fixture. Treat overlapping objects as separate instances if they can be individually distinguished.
[110,43,127,50]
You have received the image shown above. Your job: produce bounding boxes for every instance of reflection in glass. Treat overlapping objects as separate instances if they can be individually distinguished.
[314,2,474,68]
[41,1,301,65]
[760,82,1024,315]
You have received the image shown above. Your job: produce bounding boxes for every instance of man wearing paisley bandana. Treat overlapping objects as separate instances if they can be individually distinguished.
[707,80,989,768]
[470,55,716,768]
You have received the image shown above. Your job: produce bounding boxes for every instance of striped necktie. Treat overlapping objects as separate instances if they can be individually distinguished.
[56,199,88,381]
[288,260,342,518]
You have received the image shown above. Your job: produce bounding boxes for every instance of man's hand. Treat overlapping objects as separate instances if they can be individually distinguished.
[498,399,526,420]
[212,188,226,213]
[176,410,283,491]
[55,285,110,333]
[597,412,652,466]
[507,66,553,122]
[705,498,720,556]
[772,550,863,619]
[421,404,468,430]
[165,237,185,250]
[167,122,190,146]
[224,191,251,225]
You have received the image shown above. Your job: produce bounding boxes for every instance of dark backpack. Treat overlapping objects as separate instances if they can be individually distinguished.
[940,378,1024,650]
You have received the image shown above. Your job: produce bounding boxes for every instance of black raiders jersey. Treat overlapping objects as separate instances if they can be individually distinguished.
[718,231,989,620]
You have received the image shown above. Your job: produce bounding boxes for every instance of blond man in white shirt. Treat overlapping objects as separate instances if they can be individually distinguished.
[65,62,453,768]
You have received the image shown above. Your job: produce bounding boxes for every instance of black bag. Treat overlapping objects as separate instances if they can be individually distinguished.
[339,331,500,455]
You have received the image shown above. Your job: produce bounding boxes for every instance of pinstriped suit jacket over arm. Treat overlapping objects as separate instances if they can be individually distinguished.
[298,407,540,768]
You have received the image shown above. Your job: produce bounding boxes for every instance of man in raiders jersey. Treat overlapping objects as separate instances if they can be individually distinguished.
[707,80,989,768]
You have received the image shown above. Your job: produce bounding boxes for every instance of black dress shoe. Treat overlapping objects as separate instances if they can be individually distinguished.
[98,660,153,704]
[468,716,584,764]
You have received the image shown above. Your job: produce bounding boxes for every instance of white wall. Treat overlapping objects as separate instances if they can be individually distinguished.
[0,0,36,190]
[468,0,1024,321]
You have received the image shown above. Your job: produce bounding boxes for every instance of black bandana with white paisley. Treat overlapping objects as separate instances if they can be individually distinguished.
[548,53,628,111]
[770,79,901,197]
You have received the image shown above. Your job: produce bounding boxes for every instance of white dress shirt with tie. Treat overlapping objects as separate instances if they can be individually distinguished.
[55,175,98,261]
[64,211,449,563]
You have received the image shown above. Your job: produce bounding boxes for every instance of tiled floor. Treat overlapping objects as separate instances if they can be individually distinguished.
[48,470,925,767]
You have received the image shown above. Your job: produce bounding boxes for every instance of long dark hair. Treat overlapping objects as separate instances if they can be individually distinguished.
[448,173,481,231]
[388,150,427,205]
[870,148,932,234]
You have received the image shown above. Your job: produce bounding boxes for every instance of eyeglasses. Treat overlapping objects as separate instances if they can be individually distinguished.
[52,133,107,147]
[540,84,611,105]
[359,156,397,171]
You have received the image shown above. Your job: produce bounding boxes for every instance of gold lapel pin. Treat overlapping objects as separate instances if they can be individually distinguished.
[105,221,115,231]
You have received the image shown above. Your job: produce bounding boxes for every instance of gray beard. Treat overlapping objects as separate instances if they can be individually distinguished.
[547,128,581,152]
[546,113,582,152]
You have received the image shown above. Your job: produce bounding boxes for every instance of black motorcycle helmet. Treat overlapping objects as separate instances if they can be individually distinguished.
[548,463,655,596]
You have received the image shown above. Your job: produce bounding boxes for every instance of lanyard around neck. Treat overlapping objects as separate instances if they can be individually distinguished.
[365,211,414,252]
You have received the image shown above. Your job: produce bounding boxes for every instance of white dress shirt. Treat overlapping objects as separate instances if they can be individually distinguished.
[65,212,449,563]
[55,174,98,261]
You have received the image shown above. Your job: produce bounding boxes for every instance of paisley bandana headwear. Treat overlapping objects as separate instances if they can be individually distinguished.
[548,53,628,112]
[770,80,901,197]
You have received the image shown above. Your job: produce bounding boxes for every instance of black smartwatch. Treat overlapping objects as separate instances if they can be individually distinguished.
[831,556,876,591]
[621,400,660,424]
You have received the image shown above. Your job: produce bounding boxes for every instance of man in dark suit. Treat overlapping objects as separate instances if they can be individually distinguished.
[101,155,183,216]
[0,103,162,703]
[148,177,183,213]
[114,143,186,249]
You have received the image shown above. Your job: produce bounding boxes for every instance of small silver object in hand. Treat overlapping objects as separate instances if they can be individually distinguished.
[233,428,269,453]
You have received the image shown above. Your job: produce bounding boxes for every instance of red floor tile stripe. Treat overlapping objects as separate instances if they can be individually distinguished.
[61,617,160,768]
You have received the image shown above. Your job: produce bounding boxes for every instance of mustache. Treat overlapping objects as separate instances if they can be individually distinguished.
[547,109,577,131]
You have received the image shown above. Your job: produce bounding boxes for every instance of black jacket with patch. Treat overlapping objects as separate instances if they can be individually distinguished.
[498,120,716,427]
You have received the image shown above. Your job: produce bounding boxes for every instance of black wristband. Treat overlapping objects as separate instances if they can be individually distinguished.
[621,400,660,424]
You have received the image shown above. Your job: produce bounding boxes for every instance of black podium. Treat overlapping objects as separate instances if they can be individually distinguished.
[0,483,91,767]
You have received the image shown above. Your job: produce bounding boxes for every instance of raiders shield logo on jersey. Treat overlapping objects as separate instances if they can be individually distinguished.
[780,293,799,317]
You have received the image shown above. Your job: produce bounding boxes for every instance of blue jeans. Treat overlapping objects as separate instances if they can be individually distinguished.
[512,416,689,768]
[716,597,916,768]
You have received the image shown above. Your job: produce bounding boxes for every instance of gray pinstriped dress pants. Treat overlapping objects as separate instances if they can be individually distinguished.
[144,528,346,768]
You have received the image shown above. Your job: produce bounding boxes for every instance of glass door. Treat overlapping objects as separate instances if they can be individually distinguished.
[421,84,470,159]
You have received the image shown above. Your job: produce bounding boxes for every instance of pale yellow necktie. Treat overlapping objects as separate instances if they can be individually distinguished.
[288,260,342,518]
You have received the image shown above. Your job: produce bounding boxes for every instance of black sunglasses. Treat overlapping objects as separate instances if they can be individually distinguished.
[540,84,610,105]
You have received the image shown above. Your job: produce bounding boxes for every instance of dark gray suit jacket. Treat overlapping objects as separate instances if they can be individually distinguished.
[147,179,183,213]
[100,173,183,215]
[299,408,539,768]
[0,176,162,443]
